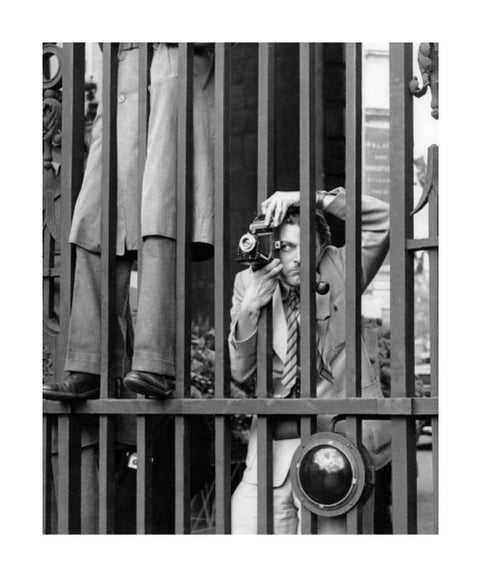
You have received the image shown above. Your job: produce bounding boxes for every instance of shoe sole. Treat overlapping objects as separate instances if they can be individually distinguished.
[123,378,172,399]
[43,389,99,402]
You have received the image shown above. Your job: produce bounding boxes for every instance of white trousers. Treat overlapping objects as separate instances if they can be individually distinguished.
[231,472,346,534]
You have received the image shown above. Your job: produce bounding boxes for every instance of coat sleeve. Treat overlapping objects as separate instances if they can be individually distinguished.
[228,271,258,383]
[323,187,390,291]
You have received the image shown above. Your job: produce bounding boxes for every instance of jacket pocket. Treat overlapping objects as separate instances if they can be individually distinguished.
[326,297,345,351]
[362,378,391,457]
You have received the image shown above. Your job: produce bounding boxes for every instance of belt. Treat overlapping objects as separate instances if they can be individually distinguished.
[118,42,140,52]
[272,377,300,440]
[117,43,212,56]
[272,416,300,440]
[165,42,213,55]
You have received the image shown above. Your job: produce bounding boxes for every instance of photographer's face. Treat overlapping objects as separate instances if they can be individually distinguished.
[278,223,321,287]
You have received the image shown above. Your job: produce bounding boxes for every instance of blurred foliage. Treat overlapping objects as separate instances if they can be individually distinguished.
[43,345,55,383]
[364,317,426,399]
[191,316,254,445]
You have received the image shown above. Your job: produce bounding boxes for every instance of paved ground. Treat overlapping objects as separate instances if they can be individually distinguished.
[417,434,436,534]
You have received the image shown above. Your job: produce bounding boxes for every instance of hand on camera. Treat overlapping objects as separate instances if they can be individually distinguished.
[241,258,283,316]
[261,191,300,227]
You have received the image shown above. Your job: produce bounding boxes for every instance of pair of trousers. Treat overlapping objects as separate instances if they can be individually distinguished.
[231,474,346,534]
[65,236,175,377]
[50,444,175,534]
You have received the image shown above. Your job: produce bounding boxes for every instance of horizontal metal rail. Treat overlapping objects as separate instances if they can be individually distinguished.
[406,237,438,251]
[43,397,438,416]
[43,267,60,278]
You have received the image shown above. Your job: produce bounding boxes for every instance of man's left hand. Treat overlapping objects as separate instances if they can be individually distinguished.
[261,191,300,227]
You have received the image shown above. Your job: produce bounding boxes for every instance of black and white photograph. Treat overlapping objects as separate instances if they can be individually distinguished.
[41,39,437,535]
[3,1,479,574]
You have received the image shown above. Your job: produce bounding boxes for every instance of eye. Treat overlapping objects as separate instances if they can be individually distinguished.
[280,243,292,253]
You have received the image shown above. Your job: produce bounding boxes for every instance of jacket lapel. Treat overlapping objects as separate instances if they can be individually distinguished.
[272,285,287,363]
[272,285,331,364]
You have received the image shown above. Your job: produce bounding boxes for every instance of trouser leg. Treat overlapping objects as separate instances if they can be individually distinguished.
[132,236,176,376]
[231,476,300,534]
[316,514,346,534]
[373,462,392,533]
[231,472,347,534]
[65,246,133,376]
[51,445,99,534]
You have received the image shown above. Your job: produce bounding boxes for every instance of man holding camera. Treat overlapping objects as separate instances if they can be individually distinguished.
[229,187,392,534]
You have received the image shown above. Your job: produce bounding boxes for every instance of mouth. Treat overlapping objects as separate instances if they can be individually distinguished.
[284,269,301,284]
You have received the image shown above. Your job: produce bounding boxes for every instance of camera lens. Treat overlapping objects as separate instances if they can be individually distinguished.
[239,233,257,253]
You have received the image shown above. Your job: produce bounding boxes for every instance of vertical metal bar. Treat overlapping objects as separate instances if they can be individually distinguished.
[57,415,81,534]
[214,43,232,534]
[136,417,153,533]
[57,42,84,535]
[314,43,325,191]
[299,42,317,535]
[389,42,417,534]
[175,42,193,534]
[345,42,364,534]
[58,43,85,379]
[43,416,53,534]
[256,42,275,534]
[428,144,439,533]
[98,42,118,534]
[135,42,154,535]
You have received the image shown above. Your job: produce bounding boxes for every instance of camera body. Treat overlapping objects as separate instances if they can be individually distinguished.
[236,214,330,294]
[236,216,280,270]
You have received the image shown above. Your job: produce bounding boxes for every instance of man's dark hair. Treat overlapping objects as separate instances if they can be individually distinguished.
[282,205,331,247]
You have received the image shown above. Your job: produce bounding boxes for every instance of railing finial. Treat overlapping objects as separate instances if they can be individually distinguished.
[409,42,438,119]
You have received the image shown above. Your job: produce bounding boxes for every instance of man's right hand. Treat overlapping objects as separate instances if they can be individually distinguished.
[235,258,283,340]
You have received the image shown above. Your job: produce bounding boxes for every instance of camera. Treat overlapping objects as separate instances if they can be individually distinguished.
[236,214,330,295]
[236,215,280,270]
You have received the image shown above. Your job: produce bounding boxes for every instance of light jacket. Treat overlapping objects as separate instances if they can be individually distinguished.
[228,188,392,486]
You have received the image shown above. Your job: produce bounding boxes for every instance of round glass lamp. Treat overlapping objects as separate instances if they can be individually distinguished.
[290,432,374,517]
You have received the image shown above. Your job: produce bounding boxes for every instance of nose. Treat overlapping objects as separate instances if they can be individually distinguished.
[293,246,300,264]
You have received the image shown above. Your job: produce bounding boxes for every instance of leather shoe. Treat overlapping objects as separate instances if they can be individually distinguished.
[123,371,174,399]
[43,372,100,401]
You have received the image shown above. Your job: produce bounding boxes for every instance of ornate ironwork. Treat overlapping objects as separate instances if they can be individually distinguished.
[43,44,63,171]
[84,77,98,151]
[43,90,62,171]
[409,43,438,119]
[43,44,63,379]
[411,144,438,216]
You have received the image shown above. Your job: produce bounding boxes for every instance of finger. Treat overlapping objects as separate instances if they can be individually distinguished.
[262,257,280,272]
[259,261,280,279]
[253,259,276,277]
[265,262,283,278]
[273,201,285,227]
[264,203,275,226]
[272,204,278,227]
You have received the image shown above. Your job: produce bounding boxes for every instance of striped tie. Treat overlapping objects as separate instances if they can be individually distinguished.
[282,288,300,392]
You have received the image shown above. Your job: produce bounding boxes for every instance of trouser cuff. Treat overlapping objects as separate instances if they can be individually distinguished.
[132,354,175,376]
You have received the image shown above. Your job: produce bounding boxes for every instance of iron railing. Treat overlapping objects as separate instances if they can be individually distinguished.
[43,42,439,534]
